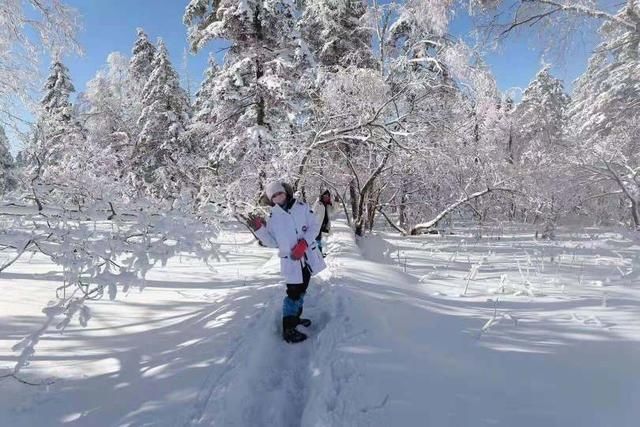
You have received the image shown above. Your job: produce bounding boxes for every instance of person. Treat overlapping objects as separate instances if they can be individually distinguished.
[248,181,326,343]
[312,190,333,257]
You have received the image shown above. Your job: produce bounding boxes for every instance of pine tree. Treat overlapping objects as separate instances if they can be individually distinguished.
[41,61,75,119]
[508,67,571,235]
[185,54,220,159]
[129,28,157,86]
[192,55,219,121]
[514,65,570,162]
[0,125,16,195]
[0,0,79,105]
[134,39,192,199]
[31,60,85,181]
[183,0,311,197]
[300,0,374,69]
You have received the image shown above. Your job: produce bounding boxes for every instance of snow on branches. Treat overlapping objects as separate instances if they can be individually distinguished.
[0,0,80,122]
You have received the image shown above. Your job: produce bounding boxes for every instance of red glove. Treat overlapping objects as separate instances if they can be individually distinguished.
[290,239,308,260]
[247,214,265,231]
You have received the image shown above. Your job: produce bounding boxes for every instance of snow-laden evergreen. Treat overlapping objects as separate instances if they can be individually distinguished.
[509,65,572,236]
[184,54,219,163]
[41,61,76,118]
[0,0,79,114]
[184,0,312,201]
[27,60,86,185]
[300,0,374,69]
[514,65,570,159]
[134,39,193,200]
[192,54,219,125]
[129,28,157,87]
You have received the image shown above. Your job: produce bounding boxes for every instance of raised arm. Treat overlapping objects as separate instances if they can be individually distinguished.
[254,219,278,248]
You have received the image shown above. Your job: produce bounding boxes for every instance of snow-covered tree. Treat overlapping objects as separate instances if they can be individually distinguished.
[386,0,453,57]
[514,65,569,158]
[567,1,640,228]
[0,126,17,195]
[134,40,193,200]
[127,28,158,141]
[27,60,86,186]
[0,0,79,117]
[83,52,140,179]
[381,23,513,233]
[506,66,572,236]
[41,61,75,117]
[294,1,517,235]
[470,0,640,230]
[184,0,312,203]
[185,54,220,160]
[129,28,157,87]
[293,0,385,221]
[192,55,219,121]
[300,0,375,69]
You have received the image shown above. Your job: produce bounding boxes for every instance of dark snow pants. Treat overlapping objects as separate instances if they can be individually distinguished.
[282,263,311,319]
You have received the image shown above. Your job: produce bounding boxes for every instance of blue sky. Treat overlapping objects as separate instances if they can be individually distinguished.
[62,0,213,97]
[7,0,597,153]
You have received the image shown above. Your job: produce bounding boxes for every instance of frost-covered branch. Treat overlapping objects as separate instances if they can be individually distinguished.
[523,0,639,32]
[0,0,80,115]
[410,187,519,234]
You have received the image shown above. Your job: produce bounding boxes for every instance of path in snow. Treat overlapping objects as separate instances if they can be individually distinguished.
[188,245,339,426]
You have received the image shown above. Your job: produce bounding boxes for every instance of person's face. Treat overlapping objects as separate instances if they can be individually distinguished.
[322,194,331,204]
[272,191,286,206]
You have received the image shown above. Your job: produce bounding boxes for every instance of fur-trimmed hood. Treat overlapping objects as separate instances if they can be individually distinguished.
[259,182,295,207]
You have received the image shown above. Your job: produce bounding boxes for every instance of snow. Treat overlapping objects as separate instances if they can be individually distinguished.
[1,218,639,426]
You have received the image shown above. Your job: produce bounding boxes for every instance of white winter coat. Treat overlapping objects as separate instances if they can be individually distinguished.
[255,199,327,283]
[312,201,333,235]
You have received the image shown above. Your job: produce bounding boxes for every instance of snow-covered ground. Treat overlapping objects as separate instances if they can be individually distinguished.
[1,218,639,426]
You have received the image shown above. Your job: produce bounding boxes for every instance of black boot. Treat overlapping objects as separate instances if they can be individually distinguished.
[283,316,307,343]
[298,318,311,327]
[297,307,311,327]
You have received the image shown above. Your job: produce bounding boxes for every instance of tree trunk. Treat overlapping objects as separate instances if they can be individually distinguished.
[349,179,358,222]
[353,150,391,236]
[254,3,266,191]
[630,198,640,229]
[366,190,381,232]
[603,160,640,230]
[398,179,408,229]
[506,124,514,164]
[354,188,366,236]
